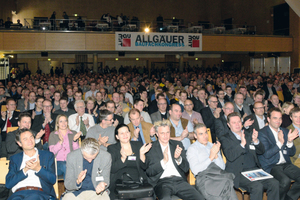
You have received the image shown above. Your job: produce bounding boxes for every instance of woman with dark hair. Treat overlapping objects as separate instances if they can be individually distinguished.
[107,124,153,200]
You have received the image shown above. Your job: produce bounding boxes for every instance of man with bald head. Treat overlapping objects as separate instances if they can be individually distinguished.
[182,99,203,126]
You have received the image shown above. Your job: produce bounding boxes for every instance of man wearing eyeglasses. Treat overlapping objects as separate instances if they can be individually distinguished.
[200,95,222,143]
[214,102,235,138]
[32,99,58,150]
[182,99,203,127]
[151,98,169,124]
[86,109,116,151]
[244,102,267,131]
[233,92,252,121]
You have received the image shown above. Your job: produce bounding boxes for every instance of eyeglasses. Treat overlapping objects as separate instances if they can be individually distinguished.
[210,101,218,103]
[43,105,52,108]
[184,104,193,106]
[104,118,114,122]
[254,107,264,110]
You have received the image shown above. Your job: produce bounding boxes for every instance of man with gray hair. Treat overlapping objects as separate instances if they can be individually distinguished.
[187,123,237,200]
[63,138,111,200]
[86,109,116,151]
[141,120,203,200]
[68,100,95,139]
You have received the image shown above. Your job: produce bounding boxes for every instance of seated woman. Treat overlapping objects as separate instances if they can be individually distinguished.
[107,124,153,200]
[49,114,81,179]
[85,96,98,123]
[281,102,294,128]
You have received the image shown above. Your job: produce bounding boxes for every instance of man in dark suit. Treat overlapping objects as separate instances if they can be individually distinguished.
[192,88,206,113]
[16,88,30,112]
[53,97,76,117]
[31,99,57,150]
[6,129,56,200]
[220,112,279,200]
[283,82,294,103]
[233,93,252,120]
[244,102,267,131]
[258,108,300,200]
[216,89,228,108]
[142,120,204,200]
[105,100,124,125]
[200,95,222,143]
[263,80,277,100]
[214,102,235,138]
[150,98,169,124]
[68,90,82,110]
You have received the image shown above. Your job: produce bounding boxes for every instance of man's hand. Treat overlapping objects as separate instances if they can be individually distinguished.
[120,146,127,162]
[252,129,259,143]
[73,131,81,141]
[180,127,189,140]
[113,119,119,127]
[209,141,221,160]
[288,128,299,142]
[25,155,41,172]
[96,182,107,194]
[35,130,45,140]
[77,169,87,185]
[244,118,254,127]
[76,115,80,126]
[140,143,152,155]
[149,126,156,137]
[278,130,284,145]
[83,117,89,126]
[58,132,64,144]
[133,127,140,140]
[174,145,182,159]
[242,113,248,120]
[240,130,246,147]
[1,111,6,119]
[193,118,199,125]
[32,110,36,119]
[98,134,109,146]
[7,111,12,119]
[163,147,169,164]
[214,108,222,118]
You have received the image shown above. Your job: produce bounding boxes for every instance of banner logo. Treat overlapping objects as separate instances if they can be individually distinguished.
[118,34,131,47]
[188,35,200,48]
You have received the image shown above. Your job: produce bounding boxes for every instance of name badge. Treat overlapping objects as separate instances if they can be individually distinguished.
[283,150,287,155]
[249,145,255,150]
[128,156,136,161]
[96,176,104,181]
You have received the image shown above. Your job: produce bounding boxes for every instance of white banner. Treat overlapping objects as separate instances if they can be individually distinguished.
[115,32,202,51]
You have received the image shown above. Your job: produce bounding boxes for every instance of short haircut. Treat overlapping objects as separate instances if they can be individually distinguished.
[226,85,232,89]
[18,112,32,122]
[99,109,113,122]
[254,91,264,98]
[208,95,217,101]
[227,112,241,123]
[193,123,207,134]
[267,107,282,118]
[153,120,171,132]
[224,102,234,108]
[234,92,243,99]
[114,124,130,137]
[74,100,85,109]
[36,96,45,103]
[59,96,68,102]
[238,85,247,90]
[86,96,95,103]
[53,91,61,96]
[15,128,34,143]
[180,90,188,96]
[81,138,100,155]
[169,103,181,111]
[156,92,165,100]
[6,98,15,105]
[129,108,140,118]
[134,98,143,106]
[289,107,300,117]
[105,100,115,107]
[253,101,264,108]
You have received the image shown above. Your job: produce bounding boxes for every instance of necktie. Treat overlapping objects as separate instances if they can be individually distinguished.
[80,116,87,136]
[136,127,142,142]
[7,115,12,128]
[43,123,50,144]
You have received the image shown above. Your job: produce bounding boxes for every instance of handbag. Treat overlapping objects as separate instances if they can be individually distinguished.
[115,173,154,199]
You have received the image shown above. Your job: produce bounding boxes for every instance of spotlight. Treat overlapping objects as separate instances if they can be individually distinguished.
[136,58,139,61]
[115,58,119,61]
[144,28,150,33]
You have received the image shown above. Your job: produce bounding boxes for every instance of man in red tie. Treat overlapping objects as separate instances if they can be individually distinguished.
[31,99,57,150]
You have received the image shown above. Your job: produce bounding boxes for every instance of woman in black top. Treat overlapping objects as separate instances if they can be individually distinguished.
[107,124,153,200]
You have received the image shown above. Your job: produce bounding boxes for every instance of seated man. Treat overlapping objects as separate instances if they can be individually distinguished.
[63,138,111,200]
[182,99,203,126]
[258,107,300,200]
[220,112,279,200]
[187,123,238,200]
[6,129,56,200]
[86,109,116,151]
[214,102,235,138]
[288,107,300,168]
[150,98,169,124]
[128,108,156,144]
[124,99,152,124]
[142,120,204,200]
[54,97,76,117]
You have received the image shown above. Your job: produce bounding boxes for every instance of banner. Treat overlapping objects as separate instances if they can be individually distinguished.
[115,32,202,51]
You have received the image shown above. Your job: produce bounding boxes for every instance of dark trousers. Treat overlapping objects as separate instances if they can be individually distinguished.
[239,174,279,200]
[154,176,204,200]
[271,163,300,200]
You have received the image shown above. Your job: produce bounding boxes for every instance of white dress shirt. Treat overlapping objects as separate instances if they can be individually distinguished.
[68,113,95,133]
[159,143,182,179]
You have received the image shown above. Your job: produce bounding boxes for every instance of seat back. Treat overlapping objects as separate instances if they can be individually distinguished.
[7,126,18,133]
[0,157,9,184]
[53,159,59,199]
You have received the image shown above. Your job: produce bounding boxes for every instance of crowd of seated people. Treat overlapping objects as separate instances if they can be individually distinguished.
[2,66,300,200]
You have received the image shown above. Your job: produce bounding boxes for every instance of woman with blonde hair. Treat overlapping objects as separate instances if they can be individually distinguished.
[49,114,81,178]
[281,102,294,128]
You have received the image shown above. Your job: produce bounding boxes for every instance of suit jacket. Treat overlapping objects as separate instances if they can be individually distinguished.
[0,111,20,130]
[233,103,252,116]
[258,126,296,173]
[283,89,293,102]
[143,140,189,186]
[190,97,204,113]
[219,130,265,188]
[6,150,56,198]
[64,148,112,192]
[150,111,169,124]
[107,141,147,199]
[16,99,30,112]
[214,114,229,139]
[128,121,153,144]
[113,114,124,125]
[200,107,217,142]
[6,129,42,159]
[287,124,300,166]
[263,85,277,100]
[31,113,58,133]
[244,113,267,131]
